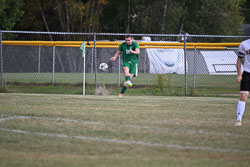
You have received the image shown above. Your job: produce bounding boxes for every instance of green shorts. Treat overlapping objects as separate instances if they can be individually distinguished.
[123,61,138,76]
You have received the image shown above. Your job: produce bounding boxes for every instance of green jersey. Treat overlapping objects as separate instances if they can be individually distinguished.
[119,41,139,63]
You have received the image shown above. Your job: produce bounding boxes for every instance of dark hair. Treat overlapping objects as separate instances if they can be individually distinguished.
[124,35,133,39]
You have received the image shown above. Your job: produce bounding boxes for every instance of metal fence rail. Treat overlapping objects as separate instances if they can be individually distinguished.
[0,30,250,96]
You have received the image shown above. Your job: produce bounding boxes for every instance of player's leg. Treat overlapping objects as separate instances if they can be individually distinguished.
[235,71,250,126]
[129,63,137,81]
[123,65,133,87]
[124,66,132,82]
[235,93,248,126]
[119,64,131,96]
[119,63,137,96]
[130,74,134,80]
[126,62,137,86]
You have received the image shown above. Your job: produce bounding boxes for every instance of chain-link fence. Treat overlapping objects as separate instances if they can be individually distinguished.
[0,30,250,96]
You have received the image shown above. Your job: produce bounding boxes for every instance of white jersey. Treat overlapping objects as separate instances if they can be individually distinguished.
[238,39,250,73]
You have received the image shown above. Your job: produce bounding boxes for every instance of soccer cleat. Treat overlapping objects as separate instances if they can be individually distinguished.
[118,93,123,97]
[234,120,242,127]
[124,80,133,87]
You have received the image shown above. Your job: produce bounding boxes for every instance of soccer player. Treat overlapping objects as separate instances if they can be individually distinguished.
[235,38,250,126]
[110,36,140,96]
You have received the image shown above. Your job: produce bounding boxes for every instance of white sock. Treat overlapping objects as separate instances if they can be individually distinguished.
[236,101,246,121]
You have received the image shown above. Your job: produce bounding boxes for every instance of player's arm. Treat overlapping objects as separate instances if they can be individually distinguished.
[110,50,121,61]
[129,42,140,54]
[237,43,245,83]
[130,48,140,54]
[236,57,242,83]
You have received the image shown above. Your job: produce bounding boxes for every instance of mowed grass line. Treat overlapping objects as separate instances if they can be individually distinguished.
[0,93,250,167]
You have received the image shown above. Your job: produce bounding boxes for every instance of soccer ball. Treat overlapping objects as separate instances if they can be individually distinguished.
[99,63,108,72]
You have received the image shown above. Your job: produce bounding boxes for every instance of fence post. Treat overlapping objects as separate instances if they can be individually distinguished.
[91,48,94,73]
[184,34,188,96]
[193,46,197,89]
[52,46,55,85]
[0,31,3,88]
[38,46,41,73]
[144,52,146,73]
[94,33,98,89]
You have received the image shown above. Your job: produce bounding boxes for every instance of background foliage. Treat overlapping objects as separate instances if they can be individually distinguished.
[0,0,250,35]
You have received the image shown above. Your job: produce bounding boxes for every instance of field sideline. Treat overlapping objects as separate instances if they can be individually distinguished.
[0,93,249,167]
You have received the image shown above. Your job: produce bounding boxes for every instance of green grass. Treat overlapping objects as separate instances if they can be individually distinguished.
[1,73,240,96]
[0,82,238,97]
[2,72,238,87]
[0,93,250,167]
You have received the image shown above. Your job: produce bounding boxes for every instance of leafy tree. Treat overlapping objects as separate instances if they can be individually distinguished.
[0,0,24,30]
[14,0,108,35]
[182,0,244,35]
[101,0,244,36]
[241,0,250,23]
[11,0,245,36]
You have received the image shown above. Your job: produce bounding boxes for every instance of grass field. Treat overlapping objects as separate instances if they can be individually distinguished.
[1,73,240,96]
[2,72,238,86]
[0,93,249,167]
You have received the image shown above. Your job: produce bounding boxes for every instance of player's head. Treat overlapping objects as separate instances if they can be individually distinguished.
[125,35,133,45]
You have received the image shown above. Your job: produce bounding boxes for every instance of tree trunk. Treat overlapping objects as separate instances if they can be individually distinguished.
[56,0,65,32]
[38,0,65,73]
[178,5,188,35]
[126,0,131,33]
[38,0,53,41]
[65,0,70,33]
[161,0,168,34]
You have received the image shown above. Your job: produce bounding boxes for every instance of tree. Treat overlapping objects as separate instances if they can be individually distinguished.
[12,0,245,36]
[182,0,244,35]
[241,0,250,23]
[14,0,108,36]
[0,0,24,30]
[101,0,244,36]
